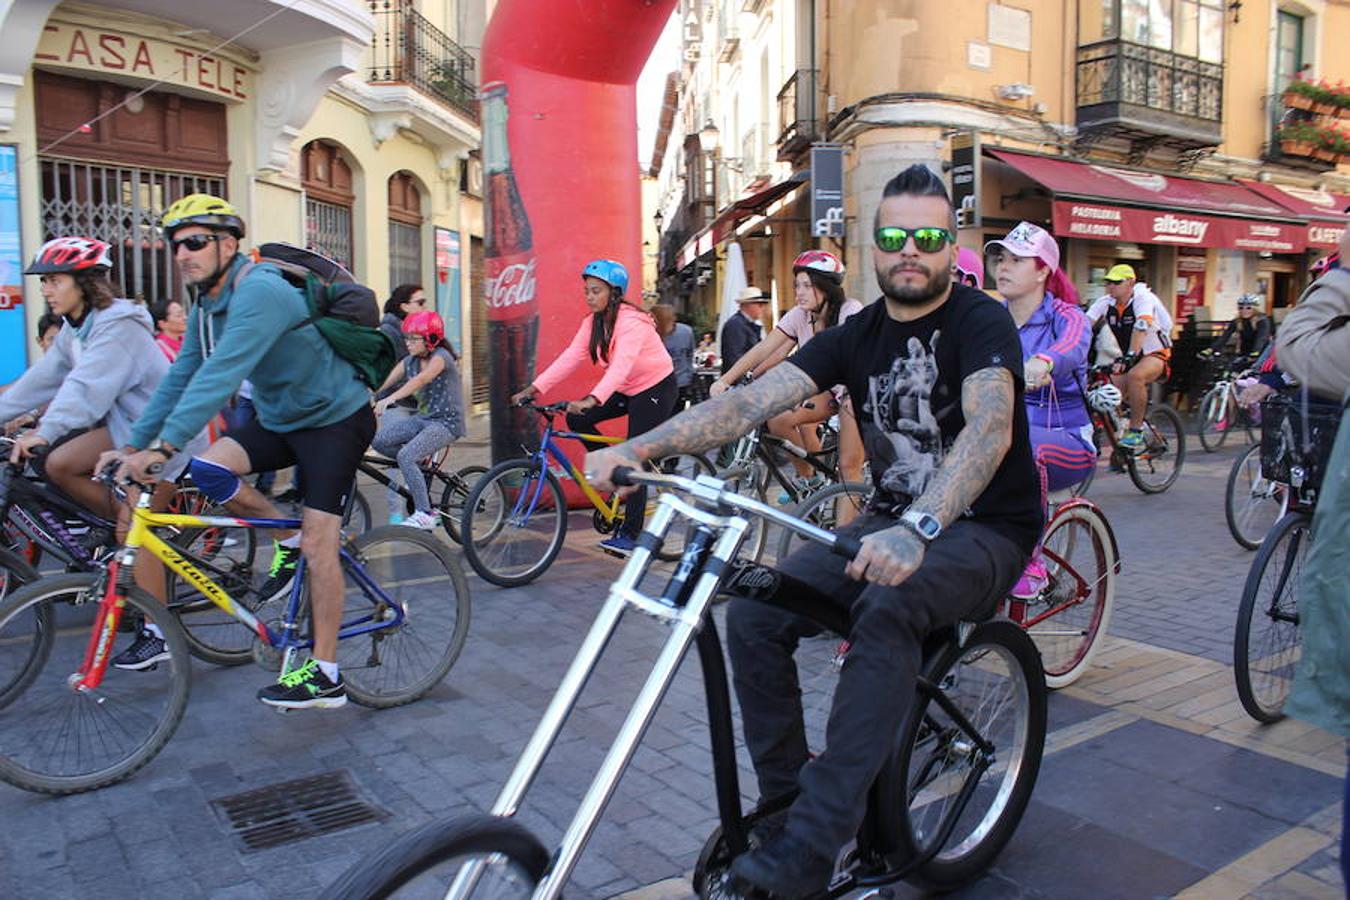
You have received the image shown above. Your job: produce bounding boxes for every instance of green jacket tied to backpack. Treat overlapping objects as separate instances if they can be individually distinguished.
[129,253,372,452]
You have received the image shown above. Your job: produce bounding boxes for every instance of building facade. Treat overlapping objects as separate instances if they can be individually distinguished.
[653,0,1349,340]
[0,0,495,408]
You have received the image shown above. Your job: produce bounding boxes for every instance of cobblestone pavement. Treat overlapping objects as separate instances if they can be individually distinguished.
[0,430,1342,898]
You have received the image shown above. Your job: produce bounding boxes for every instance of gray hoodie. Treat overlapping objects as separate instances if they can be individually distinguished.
[1278,268,1350,402]
[0,299,205,472]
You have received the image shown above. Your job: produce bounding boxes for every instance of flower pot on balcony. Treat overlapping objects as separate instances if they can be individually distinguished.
[1311,147,1338,162]
[1281,140,1315,157]
[1312,101,1338,117]
[1284,91,1314,111]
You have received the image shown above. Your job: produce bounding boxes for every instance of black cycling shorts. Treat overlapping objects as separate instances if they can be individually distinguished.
[227,405,375,516]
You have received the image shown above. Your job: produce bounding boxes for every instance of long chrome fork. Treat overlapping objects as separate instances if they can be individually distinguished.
[448,494,748,899]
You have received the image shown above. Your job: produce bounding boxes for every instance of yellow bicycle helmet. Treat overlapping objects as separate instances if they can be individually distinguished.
[160,194,245,240]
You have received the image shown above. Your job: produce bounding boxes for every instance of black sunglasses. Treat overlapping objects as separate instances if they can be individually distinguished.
[874,226,954,254]
[171,233,225,253]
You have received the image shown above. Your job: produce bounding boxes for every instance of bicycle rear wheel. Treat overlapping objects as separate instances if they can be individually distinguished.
[1015,503,1117,689]
[776,482,872,564]
[884,621,1045,891]
[325,527,471,709]
[1197,386,1231,453]
[1233,511,1308,724]
[0,547,46,709]
[0,573,191,795]
[1224,443,1287,551]
[437,464,489,545]
[1127,405,1185,494]
[322,814,548,900]
[462,460,567,587]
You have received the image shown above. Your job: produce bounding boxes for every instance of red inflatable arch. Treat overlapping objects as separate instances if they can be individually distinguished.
[480,0,678,467]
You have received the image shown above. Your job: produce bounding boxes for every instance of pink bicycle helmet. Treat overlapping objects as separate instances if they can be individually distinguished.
[793,250,845,284]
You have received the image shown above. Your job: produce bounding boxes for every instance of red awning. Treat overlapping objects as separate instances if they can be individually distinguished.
[1238,181,1349,250]
[988,149,1307,254]
[677,172,807,268]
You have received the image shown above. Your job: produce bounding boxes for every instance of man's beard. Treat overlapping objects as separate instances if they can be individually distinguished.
[876,261,951,306]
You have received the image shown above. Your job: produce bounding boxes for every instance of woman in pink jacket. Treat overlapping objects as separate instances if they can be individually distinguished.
[512,259,676,556]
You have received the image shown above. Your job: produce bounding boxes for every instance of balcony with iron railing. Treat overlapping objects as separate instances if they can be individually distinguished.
[718,0,741,61]
[368,0,478,121]
[1075,39,1222,148]
[741,122,772,180]
[777,69,820,160]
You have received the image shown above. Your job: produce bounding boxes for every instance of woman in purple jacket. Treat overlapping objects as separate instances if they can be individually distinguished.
[986,222,1095,597]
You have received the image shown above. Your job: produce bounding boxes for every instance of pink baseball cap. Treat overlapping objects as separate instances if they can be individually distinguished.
[954,247,984,286]
[984,221,1060,271]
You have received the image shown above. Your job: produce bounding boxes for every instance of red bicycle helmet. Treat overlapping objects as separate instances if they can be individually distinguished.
[402,309,445,348]
[25,237,113,275]
[792,250,845,284]
[1311,252,1340,280]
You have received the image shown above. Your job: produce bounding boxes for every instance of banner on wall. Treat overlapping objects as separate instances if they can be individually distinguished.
[434,227,462,355]
[1175,249,1207,325]
[0,145,24,385]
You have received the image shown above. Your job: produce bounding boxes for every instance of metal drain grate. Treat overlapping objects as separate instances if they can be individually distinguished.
[211,769,389,852]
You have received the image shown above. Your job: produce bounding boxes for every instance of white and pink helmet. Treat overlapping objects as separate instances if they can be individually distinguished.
[793,249,845,284]
[25,237,113,275]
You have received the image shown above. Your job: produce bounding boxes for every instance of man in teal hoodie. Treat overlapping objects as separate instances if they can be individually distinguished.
[107,194,374,709]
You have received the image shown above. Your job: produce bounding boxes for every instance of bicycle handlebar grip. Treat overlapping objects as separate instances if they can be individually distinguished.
[832,534,862,560]
[611,466,636,487]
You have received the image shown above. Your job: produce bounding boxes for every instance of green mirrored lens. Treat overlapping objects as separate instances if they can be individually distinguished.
[874,227,951,253]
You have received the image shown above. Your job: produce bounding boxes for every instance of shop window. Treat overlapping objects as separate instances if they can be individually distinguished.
[302,140,355,271]
[388,171,423,291]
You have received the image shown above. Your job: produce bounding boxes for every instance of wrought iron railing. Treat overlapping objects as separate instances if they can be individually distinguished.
[1076,39,1222,123]
[777,69,819,158]
[368,0,478,121]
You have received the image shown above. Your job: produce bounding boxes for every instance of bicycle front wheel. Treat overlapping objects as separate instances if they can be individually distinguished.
[1019,503,1117,689]
[327,527,471,709]
[437,464,489,545]
[1197,386,1231,453]
[648,453,716,562]
[0,574,191,795]
[1127,405,1185,494]
[885,620,1045,891]
[1233,511,1309,724]
[0,547,47,709]
[164,511,261,666]
[776,482,872,564]
[322,814,548,900]
[1224,443,1288,551]
[462,460,567,587]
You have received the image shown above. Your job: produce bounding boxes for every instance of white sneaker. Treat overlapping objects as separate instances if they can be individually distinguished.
[401,510,439,530]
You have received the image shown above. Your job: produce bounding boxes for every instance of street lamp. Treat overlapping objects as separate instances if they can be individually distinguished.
[698,119,720,154]
[653,209,664,234]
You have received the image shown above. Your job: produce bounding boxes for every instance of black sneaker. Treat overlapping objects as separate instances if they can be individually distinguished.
[730,831,834,899]
[257,543,302,603]
[256,659,347,709]
[111,630,171,671]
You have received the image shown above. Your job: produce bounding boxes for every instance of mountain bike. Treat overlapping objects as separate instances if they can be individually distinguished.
[0,441,260,665]
[324,467,1046,899]
[459,402,712,586]
[1233,392,1339,723]
[0,469,470,795]
[1196,353,1259,453]
[1074,362,1186,496]
[345,449,487,542]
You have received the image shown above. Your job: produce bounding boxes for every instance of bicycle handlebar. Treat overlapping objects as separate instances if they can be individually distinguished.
[610,466,861,560]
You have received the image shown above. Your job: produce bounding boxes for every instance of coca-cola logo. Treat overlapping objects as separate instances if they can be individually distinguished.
[486,259,537,310]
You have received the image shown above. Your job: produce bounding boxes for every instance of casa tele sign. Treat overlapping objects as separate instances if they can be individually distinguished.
[36,21,251,101]
[1052,201,1305,254]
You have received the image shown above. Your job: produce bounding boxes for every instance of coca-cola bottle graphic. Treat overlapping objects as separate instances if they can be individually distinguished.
[482,81,540,462]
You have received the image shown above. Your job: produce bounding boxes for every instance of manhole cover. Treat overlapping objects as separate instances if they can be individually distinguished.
[211,769,389,852]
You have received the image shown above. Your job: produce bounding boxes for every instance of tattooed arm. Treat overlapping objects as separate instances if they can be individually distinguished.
[846,366,1015,585]
[585,363,819,490]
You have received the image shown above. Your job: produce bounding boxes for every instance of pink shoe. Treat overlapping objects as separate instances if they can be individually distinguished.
[1011,558,1049,599]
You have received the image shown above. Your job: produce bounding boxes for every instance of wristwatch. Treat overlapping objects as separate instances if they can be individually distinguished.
[148,439,176,460]
[898,509,942,546]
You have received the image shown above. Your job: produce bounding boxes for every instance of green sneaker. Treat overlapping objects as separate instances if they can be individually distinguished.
[257,659,346,709]
[1119,429,1146,454]
[257,542,302,603]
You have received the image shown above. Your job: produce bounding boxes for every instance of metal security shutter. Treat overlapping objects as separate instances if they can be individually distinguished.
[469,235,487,406]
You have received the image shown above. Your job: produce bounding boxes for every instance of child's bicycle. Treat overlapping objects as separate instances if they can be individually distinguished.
[0,468,470,795]
[325,467,1046,899]
[459,401,712,586]
[344,448,487,542]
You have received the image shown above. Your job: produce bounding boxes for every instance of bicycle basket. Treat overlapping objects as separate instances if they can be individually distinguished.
[1259,393,1343,497]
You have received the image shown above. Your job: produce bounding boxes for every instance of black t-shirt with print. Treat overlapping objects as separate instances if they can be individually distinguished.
[789,284,1043,553]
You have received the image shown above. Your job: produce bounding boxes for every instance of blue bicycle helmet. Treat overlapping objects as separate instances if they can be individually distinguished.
[581,259,629,294]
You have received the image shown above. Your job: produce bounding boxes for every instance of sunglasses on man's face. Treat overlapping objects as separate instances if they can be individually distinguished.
[874,226,954,254]
[172,233,224,253]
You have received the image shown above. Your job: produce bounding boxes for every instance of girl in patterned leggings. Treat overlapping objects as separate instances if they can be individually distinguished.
[371,310,466,530]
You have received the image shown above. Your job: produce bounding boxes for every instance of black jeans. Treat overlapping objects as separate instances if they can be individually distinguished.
[726,514,1027,858]
[566,372,678,538]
